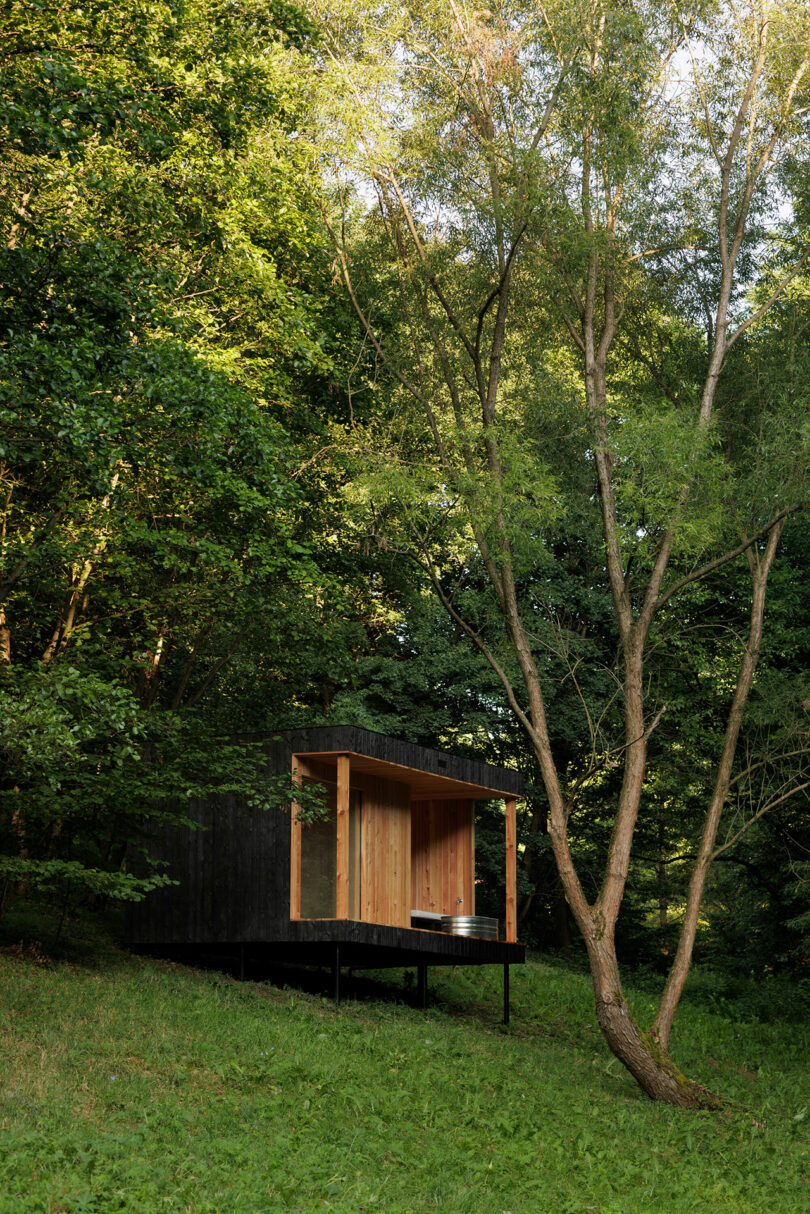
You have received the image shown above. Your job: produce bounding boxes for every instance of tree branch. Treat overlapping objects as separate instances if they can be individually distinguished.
[398,544,538,744]
[654,507,794,612]
[712,781,810,861]
[725,246,810,351]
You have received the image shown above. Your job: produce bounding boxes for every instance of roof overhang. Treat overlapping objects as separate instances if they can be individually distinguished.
[293,748,518,801]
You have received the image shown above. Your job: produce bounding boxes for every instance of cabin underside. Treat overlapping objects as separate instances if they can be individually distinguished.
[136,922,525,1021]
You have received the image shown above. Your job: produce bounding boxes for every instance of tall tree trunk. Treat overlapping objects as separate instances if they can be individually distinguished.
[653,523,784,1048]
[0,607,10,664]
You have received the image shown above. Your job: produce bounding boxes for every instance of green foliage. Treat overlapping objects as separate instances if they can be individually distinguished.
[0,0,359,916]
[0,857,169,902]
[612,402,728,557]
[0,0,326,669]
[0,665,289,910]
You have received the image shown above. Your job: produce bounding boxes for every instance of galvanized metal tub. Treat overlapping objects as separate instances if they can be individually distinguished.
[440,914,499,940]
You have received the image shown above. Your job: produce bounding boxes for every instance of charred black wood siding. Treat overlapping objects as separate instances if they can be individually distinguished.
[126,736,295,945]
[125,728,524,952]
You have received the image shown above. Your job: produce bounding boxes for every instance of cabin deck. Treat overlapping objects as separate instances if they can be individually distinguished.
[255,920,524,968]
[135,921,524,969]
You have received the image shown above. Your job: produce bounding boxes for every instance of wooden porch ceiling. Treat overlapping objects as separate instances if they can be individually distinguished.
[292,749,518,801]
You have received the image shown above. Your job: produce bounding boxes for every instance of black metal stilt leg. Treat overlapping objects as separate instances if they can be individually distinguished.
[417,964,428,1009]
[334,944,341,1007]
[239,943,245,981]
[503,962,510,1025]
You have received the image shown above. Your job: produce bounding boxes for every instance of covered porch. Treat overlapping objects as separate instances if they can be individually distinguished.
[289,744,520,943]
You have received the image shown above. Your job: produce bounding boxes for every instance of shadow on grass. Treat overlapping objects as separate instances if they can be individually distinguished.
[0,898,128,970]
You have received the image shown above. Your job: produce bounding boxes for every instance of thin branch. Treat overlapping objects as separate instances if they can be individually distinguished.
[401,545,538,744]
[725,246,810,351]
[319,203,446,427]
[170,622,213,710]
[183,624,248,708]
[558,303,586,351]
[712,781,810,860]
[385,172,479,366]
[474,222,527,358]
[617,334,694,410]
[654,507,795,612]
[1,506,67,591]
[728,746,810,790]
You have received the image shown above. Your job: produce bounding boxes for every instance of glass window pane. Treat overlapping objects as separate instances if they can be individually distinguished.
[299,780,363,920]
[300,781,336,918]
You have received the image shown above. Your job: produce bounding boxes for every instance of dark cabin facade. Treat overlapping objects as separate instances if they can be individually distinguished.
[126,727,525,993]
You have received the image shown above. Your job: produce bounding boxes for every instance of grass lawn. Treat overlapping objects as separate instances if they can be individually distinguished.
[1,913,809,1212]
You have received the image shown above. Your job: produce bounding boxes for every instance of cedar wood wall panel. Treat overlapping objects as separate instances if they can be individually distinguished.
[410,799,475,916]
[360,774,411,928]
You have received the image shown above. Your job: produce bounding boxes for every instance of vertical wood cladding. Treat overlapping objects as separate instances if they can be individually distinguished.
[410,799,475,916]
[126,736,294,945]
[359,773,411,928]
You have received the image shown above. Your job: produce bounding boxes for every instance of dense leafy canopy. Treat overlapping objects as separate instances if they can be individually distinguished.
[0,0,334,907]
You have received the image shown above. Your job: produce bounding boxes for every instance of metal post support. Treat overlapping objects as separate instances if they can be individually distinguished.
[334,944,341,1008]
[239,944,245,982]
[503,962,510,1025]
[417,964,428,1009]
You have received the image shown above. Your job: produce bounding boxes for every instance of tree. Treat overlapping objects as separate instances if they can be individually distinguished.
[313,0,810,1104]
[0,0,337,916]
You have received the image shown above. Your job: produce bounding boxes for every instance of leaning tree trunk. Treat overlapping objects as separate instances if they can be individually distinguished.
[585,934,722,1108]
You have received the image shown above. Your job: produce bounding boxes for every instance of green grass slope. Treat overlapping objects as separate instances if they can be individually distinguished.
[1,921,809,1213]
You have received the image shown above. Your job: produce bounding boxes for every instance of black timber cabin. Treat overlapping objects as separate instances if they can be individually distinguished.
[126,727,525,1012]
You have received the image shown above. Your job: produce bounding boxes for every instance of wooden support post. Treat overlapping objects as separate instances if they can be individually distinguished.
[290,755,302,920]
[505,797,517,943]
[336,753,350,920]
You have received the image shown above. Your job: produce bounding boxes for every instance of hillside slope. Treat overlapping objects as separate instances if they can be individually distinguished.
[1,921,809,1212]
